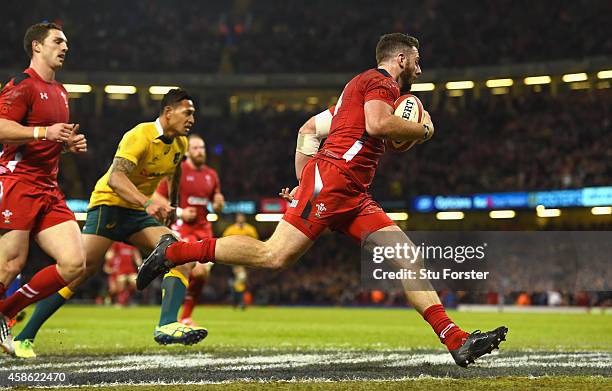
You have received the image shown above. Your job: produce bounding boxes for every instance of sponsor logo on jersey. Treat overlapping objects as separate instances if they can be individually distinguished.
[289,199,299,208]
[187,196,209,206]
[40,92,48,100]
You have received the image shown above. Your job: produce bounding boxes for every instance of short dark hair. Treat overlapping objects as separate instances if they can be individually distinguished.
[160,88,193,114]
[375,33,419,64]
[24,22,63,58]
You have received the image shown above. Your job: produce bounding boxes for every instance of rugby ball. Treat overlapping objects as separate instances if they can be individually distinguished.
[388,94,425,152]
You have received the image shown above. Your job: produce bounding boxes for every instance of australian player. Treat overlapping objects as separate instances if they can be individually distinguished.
[11,89,207,359]
[222,213,258,310]
[138,33,508,367]
[0,23,87,355]
[154,134,224,326]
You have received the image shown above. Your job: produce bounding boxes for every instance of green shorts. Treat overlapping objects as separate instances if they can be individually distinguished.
[82,205,163,242]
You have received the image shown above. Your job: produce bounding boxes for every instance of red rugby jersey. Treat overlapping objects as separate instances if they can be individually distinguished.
[107,242,138,275]
[316,68,399,190]
[0,68,70,188]
[157,160,221,226]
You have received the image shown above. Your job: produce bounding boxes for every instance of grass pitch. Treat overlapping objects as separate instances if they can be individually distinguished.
[1,305,610,389]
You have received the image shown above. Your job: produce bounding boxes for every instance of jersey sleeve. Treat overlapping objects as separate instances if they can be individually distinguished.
[0,78,32,122]
[115,129,148,164]
[212,169,221,193]
[156,177,169,198]
[363,76,398,107]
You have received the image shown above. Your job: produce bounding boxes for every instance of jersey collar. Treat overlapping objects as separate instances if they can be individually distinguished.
[376,68,392,78]
[154,118,174,144]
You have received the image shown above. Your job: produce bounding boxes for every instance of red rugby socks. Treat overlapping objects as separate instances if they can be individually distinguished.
[166,238,217,265]
[423,304,469,351]
[0,265,67,319]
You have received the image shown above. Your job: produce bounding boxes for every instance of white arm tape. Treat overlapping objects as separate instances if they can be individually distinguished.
[296,133,321,156]
[314,110,333,138]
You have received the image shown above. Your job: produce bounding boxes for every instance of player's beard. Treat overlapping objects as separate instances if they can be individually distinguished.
[190,154,205,167]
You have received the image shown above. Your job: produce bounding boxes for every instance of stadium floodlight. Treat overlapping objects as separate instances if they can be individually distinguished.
[207,213,219,222]
[591,206,612,215]
[485,78,513,88]
[410,83,435,92]
[536,205,561,217]
[435,211,465,220]
[104,85,137,94]
[445,81,474,90]
[149,86,180,95]
[597,69,612,79]
[489,210,516,219]
[562,73,587,83]
[524,76,551,85]
[491,87,510,95]
[255,213,283,222]
[386,212,408,221]
[64,84,92,93]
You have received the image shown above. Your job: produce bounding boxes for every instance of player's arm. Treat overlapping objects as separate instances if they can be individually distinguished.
[294,108,332,180]
[211,171,225,213]
[0,119,73,144]
[364,100,433,141]
[108,157,171,221]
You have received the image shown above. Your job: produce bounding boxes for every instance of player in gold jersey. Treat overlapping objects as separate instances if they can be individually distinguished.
[13,89,206,358]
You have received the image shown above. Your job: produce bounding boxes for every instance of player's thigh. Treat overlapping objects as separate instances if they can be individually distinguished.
[0,229,31,283]
[363,224,412,252]
[128,225,174,253]
[266,219,315,267]
[35,220,85,267]
[82,234,115,272]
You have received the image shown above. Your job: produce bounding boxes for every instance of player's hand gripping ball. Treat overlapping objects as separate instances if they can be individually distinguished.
[388,94,425,152]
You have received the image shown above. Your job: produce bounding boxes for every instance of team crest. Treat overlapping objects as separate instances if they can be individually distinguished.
[314,202,326,218]
[2,209,12,224]
[163,145,171,155]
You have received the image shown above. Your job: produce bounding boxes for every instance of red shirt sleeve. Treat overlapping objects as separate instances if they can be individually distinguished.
[328,105,336,115]
[212,169,221,193]
[156,177,169,198]
[363,75,398,107]
[0,78,32,122]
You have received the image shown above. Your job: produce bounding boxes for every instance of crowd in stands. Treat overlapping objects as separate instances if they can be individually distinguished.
[2,0,611,73]
[59,87,612,201]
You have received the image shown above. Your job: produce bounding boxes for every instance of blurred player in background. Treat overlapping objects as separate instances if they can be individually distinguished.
[0,22,87,355]
[139,33,508,368]
[223,213,258,310]
[154,134,224,326]
[12,89,206,359]
[103,242,142,306]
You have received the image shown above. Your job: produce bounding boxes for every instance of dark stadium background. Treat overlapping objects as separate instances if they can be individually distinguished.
[2,0,611,308]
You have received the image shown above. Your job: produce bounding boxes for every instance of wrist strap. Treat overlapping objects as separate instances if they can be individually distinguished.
[33,127,47,141]
[143,199,154,209]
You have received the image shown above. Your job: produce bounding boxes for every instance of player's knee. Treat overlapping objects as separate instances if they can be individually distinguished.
[57,253,86,281]
[2,256,26,281]
[260,248,292,270]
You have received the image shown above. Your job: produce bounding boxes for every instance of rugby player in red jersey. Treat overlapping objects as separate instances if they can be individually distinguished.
[103,242,141,306]
[0,23,87,354]
[138,33,507,367]
[155,134,224,325]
